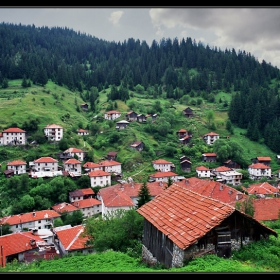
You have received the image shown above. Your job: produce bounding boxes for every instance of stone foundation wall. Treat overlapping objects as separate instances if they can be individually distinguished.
[141,238,253,268]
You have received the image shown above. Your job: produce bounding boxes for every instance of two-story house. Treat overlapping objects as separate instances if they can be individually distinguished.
[44,124,63,141]
[68,188,95,203]
[6,160,27,175]
[211,166,243,186]
[149,171,180,183]
[98,160,122,175]
[203,132,219,145]
[0,127,26,145]
[71,198,102,218]
[63,158,82,176]
[104,110,121,120]
[0,210,61,233]
[83,162,102,173]
[152,159,175,172]
[88,170,111,187]
[195,166,211,178]
[248,163,272,180]
[63,147,85,162]
[126,111,138,122]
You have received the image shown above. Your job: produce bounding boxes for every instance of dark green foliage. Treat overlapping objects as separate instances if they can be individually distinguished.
[84,209,144,253]
[136,181,151,209]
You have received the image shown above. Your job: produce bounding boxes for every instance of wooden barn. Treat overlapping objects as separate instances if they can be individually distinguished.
[137,183,277,269]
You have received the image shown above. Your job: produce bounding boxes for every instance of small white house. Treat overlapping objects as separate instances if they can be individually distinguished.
[6,160,27,175]
[104,110,121,120]
[248,163,271,180]
[63,158,82,175]
[195,166,211,178]
[88,170,111,187]
[149,171,180,183]
[203,132,219,145]
[31,156,59,172]
[63,147,85,161]
[152,159,175,172]
[98,160,122,174]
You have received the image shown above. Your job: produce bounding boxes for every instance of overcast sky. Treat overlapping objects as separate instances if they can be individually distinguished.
[1,7,280,68]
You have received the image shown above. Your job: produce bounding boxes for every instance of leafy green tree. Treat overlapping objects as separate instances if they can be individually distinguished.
[136,181,151,209]
[235,196,255,217]
[84,209,144,253]
[63,210,84,226]
[206,110,214,127]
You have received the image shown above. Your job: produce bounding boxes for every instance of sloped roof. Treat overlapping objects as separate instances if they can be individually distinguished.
[0,210,61,225]
[202,153,217,157]
[99,181,167,207]
[0,231,45,256]
[152,159,173,165]
[64,147,84,153]
[64,158,81,164]
[105,110,121,115]
[69,188,94,197]
[149,171,178,178]
[72,198,101,209]
[52,202,78,214]
[137,183,277,250]
[83,162,101,169]
[257,157,271,161]
[88,170,110,177]
[2,127,26,133]
[175,177,247,207]
[212,166,232,172]
[246,182,279,195]
[248,163,271,169]
[44,124,63,129]
[98,160,121,166]
[54,225,91,251]
[34,157,58,163]
[7,160,27,166]
[254,198,280,221]
[204,132,219,136]
[196,166,210,171]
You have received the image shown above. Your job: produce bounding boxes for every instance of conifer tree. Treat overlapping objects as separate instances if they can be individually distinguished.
[136,181,151,209]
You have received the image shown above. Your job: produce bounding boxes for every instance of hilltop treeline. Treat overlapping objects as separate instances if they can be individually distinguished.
[1,22,280,152]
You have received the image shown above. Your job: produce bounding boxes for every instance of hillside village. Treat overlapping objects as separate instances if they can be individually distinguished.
[1,105,280,268]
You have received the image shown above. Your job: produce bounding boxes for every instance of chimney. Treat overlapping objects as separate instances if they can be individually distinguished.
[159,181,163,187]
[131,182,134,188]
[220,185,223,190]
[32,212,36,217]
[185,179,189,185]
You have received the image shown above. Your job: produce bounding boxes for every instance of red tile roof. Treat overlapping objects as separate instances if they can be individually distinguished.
[204,132,219,136]
[7,160,26,166]
[98,160,121,166]
[64,158,81,164]
[248,163,271,169]
[0,210,61,226]
[246,182,279,195]
[106,110,120,115]
[88,170,110,177]
[202,153,217,157]
[64,147,84,153]
[152,159,173,164]
[83,162,101,169]
[2,127,26,133]
[72,198,101,209]
[149,171,178,178]
[257,157,271,161]
[69,188,94,197]
[99,181,167,207]
[54,225,91,251]
[137,183,277,250]
[44,124,63,129]
[175,177,248,207]
[137,183,236,250]
[212,166,232,172]
[77,129,89,133]
[196,166,210,171]
[34,157,58,163]
[0,231,45,256]
[177,129,187,133]
[52,202,78,214]
[253,198,280,221]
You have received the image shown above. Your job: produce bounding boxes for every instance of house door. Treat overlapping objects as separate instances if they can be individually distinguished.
[216,231,231,258]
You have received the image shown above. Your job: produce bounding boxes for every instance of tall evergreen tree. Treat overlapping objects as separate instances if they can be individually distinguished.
[136,181,151,209]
